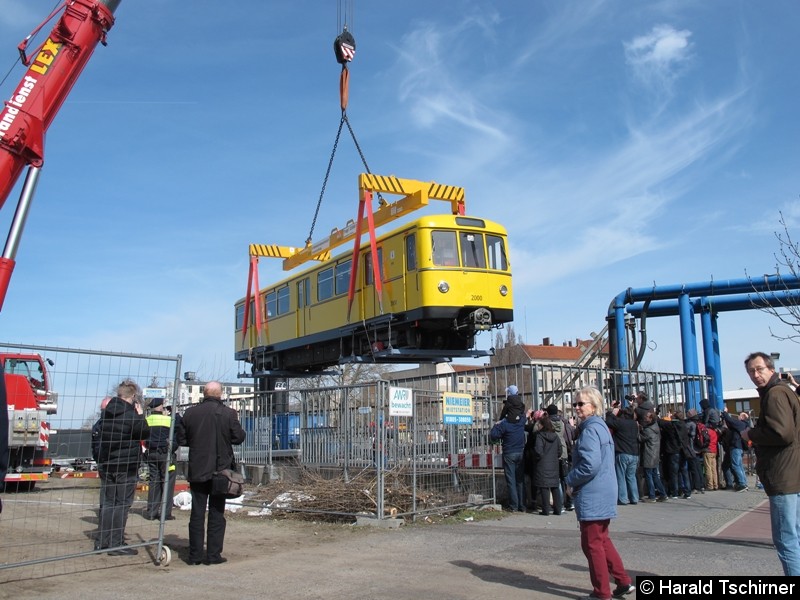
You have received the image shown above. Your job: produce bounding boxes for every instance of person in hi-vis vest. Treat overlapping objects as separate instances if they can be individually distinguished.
[145,398,177,521]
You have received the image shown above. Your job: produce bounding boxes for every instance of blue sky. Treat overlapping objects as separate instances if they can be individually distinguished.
[0,0,797,390]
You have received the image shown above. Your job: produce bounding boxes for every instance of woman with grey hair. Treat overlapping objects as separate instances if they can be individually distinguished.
[565,386,634,600]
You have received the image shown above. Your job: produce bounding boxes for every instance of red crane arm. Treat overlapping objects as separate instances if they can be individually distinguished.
[0,0,120,211]
[0,0,121,312]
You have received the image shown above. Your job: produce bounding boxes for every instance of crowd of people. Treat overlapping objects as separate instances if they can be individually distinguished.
[491,385,755,518]
[491,385,577,515]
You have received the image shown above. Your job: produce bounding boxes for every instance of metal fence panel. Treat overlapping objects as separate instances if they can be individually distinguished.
[0,343,181,580]
[226,362,710,522]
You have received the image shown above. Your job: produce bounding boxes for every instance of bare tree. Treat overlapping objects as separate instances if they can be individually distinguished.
[491,325,523,365]
[296,362,396,390]
[751,211,800,342]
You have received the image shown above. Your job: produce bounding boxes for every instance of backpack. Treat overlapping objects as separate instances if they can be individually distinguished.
[694,422,710,451]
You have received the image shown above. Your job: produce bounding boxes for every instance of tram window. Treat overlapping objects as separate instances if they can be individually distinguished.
[486,234,508,270]
[405,234,417,271]
[335,260,351,295]
[265,291,277,317]
[365,248,384,285]
[235,305,244,329]
[277,286,290,314]
[460,232,486,268]
[432,231,459,266]
[235,301,254,330]
[318,268,334,301]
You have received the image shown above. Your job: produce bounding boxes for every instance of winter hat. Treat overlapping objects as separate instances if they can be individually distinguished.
[149,397,165,409]
[546,404,559,416]
[700,399,710,410]
[506,385,519,396]
[687,408,698,418]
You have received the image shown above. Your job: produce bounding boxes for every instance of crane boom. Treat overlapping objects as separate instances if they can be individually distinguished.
[0,0,121,311]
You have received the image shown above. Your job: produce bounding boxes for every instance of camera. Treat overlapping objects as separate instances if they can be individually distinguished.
[781,372,790,380]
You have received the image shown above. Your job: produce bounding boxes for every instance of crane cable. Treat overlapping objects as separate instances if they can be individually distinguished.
[305,2,385,247]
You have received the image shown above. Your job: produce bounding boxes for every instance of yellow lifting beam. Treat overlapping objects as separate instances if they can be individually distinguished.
[253,174,466,272]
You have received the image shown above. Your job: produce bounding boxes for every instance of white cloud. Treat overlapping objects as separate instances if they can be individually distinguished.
[624,24,693,92]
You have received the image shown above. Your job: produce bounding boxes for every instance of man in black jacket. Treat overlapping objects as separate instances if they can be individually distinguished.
[657,414,683,498]
[606,406,641,505]
[97,380,149,555]
[177,381,245,565]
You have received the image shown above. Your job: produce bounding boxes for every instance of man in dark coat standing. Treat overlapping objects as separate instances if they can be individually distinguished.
[177,381,246,565]
[491,399,526,512]
[97,380,149,555]
[606,406,641,505]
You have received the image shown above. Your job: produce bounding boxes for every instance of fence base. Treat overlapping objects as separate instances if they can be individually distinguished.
[355,515,404,529]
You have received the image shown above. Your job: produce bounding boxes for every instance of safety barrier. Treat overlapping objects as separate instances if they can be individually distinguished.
[0,343,181,582]
[228,362,711,519]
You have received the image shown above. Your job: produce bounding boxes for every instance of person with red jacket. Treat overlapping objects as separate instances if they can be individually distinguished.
[703,425,719,490]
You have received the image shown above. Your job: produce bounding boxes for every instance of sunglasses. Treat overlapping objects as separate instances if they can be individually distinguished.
[572,401,588,408]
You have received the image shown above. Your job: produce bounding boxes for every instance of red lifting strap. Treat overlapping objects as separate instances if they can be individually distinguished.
[339,66,350,112]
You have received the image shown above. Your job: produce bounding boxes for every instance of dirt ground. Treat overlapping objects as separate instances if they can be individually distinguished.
[0,475,784,600]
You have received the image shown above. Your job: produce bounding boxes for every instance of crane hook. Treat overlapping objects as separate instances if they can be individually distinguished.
[333,28,356,65]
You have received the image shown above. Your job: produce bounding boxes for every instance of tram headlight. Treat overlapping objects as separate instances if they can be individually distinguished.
[438,281,450,293]
[499,285,508,296]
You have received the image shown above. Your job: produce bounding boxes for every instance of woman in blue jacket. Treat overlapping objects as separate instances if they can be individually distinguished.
[565,387,634,600]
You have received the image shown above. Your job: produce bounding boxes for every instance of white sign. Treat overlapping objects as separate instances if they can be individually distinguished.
[143,387,166,399]
[389,386,413,417]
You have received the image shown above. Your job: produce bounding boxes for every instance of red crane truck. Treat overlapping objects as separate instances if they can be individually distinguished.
[2,353,57,489]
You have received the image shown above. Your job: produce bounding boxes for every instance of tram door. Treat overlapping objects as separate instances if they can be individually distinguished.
[403,233,419,311]
[296,277,310,338]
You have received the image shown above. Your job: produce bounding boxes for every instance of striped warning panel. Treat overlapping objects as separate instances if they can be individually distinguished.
[448,450,502,468]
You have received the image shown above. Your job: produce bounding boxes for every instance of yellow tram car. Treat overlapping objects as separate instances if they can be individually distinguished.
[235,213,513,373]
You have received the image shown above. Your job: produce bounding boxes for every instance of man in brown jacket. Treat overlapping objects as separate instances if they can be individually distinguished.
[743,352,800,576]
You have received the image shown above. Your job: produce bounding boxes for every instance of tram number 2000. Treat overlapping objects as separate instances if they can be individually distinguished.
[470,295,483,301]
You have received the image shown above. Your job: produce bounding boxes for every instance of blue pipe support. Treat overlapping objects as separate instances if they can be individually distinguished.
[699,307,723,409]
[678,294,702,409]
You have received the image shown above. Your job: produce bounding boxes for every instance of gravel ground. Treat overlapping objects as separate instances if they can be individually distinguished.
[0,477,781,600]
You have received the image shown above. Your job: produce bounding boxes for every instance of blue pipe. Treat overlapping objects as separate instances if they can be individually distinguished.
[615,274,800,306]
[626,290,800,317]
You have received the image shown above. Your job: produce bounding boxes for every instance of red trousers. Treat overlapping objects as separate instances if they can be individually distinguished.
[579,519,630,599]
